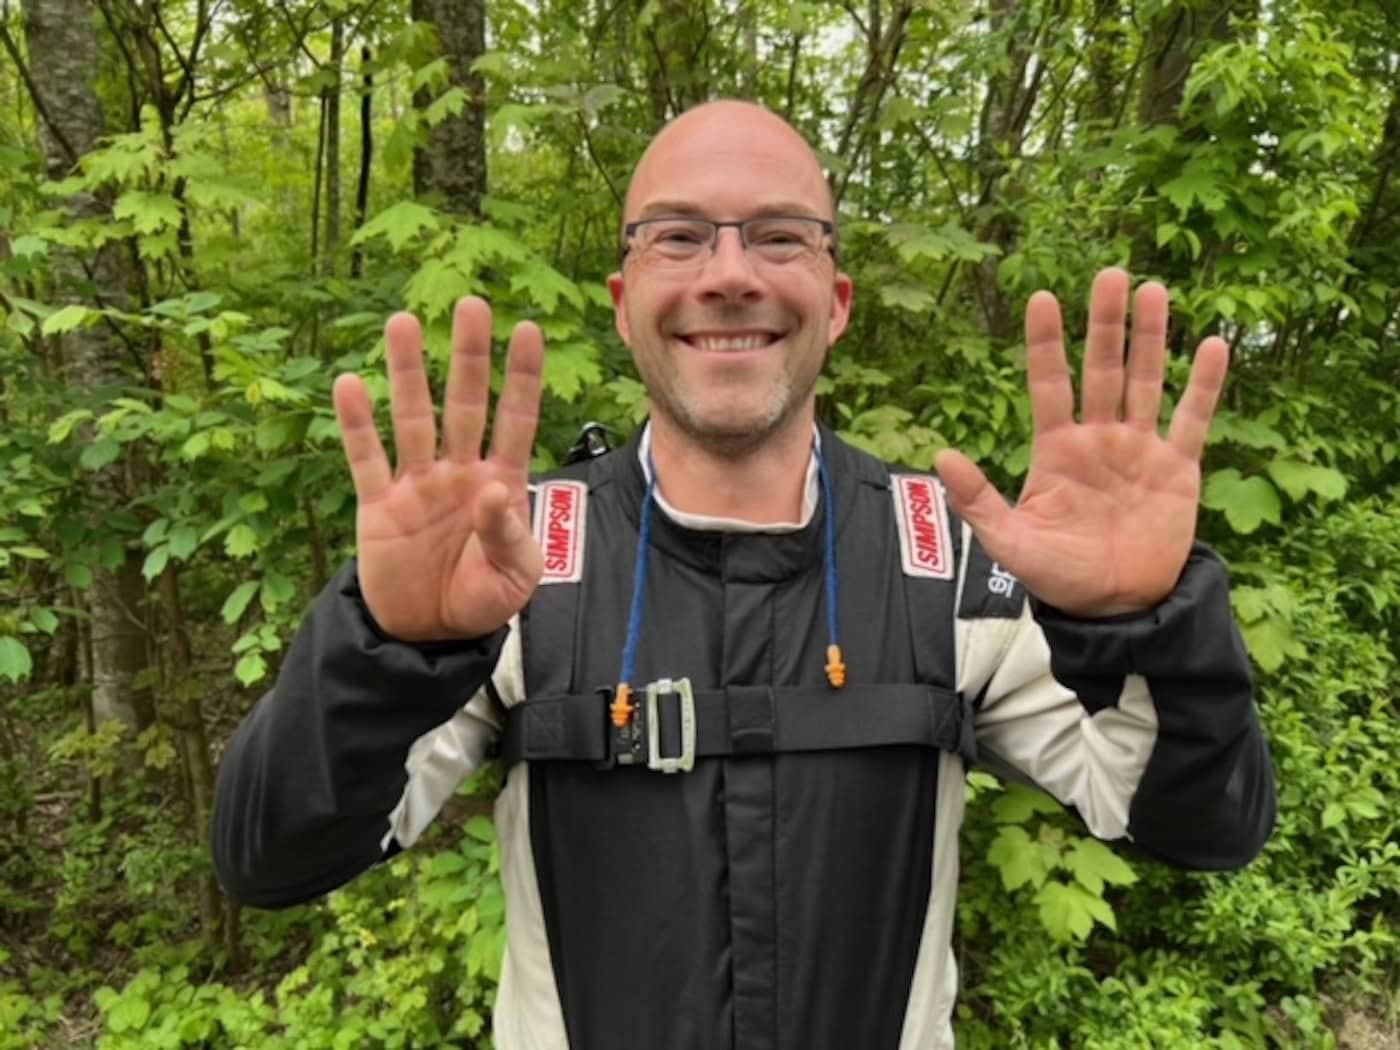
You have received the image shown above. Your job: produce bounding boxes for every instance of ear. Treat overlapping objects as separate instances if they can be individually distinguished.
[607,272,630,345]
[828,271,853,344]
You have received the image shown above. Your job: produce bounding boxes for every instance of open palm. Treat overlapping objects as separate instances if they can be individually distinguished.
[935,268,1226,617]
[333,297,545,642]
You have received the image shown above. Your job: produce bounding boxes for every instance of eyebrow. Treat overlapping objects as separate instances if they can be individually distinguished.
[632,199,828,221]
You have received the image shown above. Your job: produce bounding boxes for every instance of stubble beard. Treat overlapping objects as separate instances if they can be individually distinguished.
[639,346,822,461]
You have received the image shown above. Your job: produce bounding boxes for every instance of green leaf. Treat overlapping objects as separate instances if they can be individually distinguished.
[11,546,49,559]
[990,783,1061,824]
[0,637,33,684]
[1034,879,1115,941]
[225,524,258,558]
[28,608,60,634]
[234,653,267,687]
[1266,459,1348,503]
[259,573,296,612]
[142,545,170,581]
[167,525,199,560]
[113,191,183,235]
[542,342,603,402]
[41,304,92,335]
[1159,164,1227,215]
[11,234,47,258]
[79,438,122,471]
[221,581,260,624]
[64,563,94,589]
[424,86,467,126]
[1240,614,1301,673]
[510,259,584,312]
[352,201,441,252]
[1064,838,1137,894]
[1201,469,1282,534]
[401,258,468,319]
[986,825,1052,891]
[879,284,936,313]
[466,815,496,843]
[181,431,211,460]
[1320,802,1346,830]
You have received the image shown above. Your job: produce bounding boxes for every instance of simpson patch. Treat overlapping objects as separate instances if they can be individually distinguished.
[532,480,587,584]
[892,474,954,580]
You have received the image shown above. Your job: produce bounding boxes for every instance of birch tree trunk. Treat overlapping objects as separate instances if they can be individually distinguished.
[20,0,153,738]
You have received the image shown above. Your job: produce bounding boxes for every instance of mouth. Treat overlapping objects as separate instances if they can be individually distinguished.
[678,330,784,351]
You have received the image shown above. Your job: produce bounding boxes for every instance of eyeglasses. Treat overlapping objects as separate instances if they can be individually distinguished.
[622,216,838,270]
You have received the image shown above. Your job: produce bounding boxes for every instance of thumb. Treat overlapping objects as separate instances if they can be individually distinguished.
[934,449,1014,555]
[472,481,543,587]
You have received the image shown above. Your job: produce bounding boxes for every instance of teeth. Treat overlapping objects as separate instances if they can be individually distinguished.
[691,334,771,350]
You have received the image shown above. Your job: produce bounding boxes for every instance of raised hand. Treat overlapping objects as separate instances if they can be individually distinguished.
[934,267,1226,617]
[332,297,545,642]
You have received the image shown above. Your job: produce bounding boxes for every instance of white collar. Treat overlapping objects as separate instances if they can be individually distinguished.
[636,422,821,534]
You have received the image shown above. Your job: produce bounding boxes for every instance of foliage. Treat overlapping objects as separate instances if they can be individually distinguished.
[1,0,1396,1047]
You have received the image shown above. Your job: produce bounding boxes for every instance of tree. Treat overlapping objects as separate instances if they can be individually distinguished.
[18,0,153,738]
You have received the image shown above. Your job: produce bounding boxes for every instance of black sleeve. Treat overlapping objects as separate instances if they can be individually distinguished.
[211,560,508,908]
[1032,543,1277,870]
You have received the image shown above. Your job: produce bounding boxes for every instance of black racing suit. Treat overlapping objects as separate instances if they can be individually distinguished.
[212,426,1276,1050]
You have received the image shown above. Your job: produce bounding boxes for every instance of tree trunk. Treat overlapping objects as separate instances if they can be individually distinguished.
[638,0,711,125]
[323,18,344,272]
[411,0,487,216]
[156,565,223,944]
[969,0,1044,343]
[20,0,153,738]
[1130,0,1237,300]
[350,45,373,279]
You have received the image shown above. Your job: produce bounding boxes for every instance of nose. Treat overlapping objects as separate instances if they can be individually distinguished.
[692,226,763,303]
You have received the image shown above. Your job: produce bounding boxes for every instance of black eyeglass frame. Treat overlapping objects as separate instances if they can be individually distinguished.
[620,216,841,265]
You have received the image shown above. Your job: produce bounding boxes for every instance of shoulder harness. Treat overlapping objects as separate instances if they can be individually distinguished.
[502,458,989,772]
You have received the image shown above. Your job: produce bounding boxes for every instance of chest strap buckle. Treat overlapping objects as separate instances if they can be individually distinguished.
[644,677,696,773]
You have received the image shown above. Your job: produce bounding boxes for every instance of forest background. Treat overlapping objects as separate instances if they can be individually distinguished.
[0,0,1396,1046]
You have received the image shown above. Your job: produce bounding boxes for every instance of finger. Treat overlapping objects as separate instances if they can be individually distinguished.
[1167,336,1229,461]
[934,449,1015,558]
[1024,290,1075,434]
[442,296,493,463]
[333,373,392,503]
[1080,267,1130,424]
[487,321,546,476]
[1123,281,1169,428]
[472,479,544,586]
[385,312,437,474]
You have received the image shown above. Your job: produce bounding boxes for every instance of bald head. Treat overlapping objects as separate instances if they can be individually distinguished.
[623,101,835,227]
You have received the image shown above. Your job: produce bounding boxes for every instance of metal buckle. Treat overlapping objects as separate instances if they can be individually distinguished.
[644,677,696,773]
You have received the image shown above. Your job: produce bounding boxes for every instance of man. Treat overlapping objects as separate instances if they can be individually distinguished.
[213,101,1275,1049]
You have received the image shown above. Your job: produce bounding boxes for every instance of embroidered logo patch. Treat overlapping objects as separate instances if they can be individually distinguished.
[532,480,587,584]
[893,474,953,580]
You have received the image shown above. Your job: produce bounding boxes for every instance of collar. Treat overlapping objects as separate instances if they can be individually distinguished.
[600,422,869,584]
[636,421,821,534]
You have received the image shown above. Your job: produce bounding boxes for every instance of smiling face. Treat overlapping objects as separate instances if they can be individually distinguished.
[608,102,853,458]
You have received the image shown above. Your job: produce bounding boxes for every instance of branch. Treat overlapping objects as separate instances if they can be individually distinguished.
[150,1,193,99]
[0,22,80,166]
[577,112,622,208]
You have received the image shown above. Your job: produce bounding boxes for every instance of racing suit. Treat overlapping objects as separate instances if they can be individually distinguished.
[212,425,1276,1050]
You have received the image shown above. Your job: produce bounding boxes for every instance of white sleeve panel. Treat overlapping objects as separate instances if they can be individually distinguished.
[895,752,964,1050]
[381,616,524,852]
[492,764,570,1049]
[954,525,1159,842]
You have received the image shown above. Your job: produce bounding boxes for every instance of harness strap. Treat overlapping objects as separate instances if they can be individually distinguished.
[500,683,968,768]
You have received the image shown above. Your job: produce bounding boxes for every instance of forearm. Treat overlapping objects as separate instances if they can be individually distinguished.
[1031,544,1276,869]
[211,560,507,908]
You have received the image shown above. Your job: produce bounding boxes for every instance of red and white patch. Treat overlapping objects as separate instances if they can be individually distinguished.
[532,480,587,584]
[892,475,953,580]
